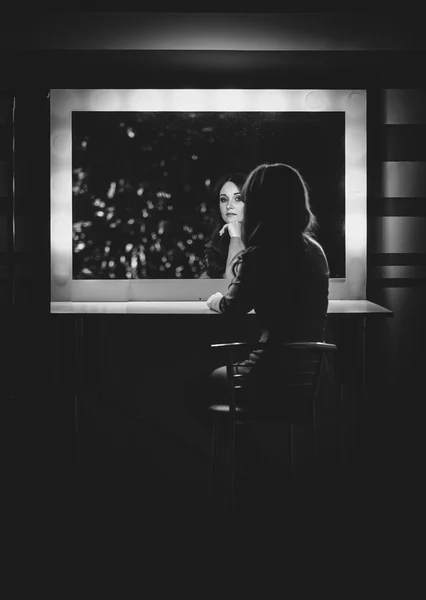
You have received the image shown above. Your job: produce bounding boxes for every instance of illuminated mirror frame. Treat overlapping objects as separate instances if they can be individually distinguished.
[51,88,366,305]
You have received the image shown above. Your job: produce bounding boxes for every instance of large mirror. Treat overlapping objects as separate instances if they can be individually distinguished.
[51,89,366,304]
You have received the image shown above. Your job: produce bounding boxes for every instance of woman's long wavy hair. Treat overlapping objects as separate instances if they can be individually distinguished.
[232,163,318,274]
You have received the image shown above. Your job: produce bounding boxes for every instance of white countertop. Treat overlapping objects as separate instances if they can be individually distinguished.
[51,299,393,316]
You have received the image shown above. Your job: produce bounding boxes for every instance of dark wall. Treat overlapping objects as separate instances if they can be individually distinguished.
[1,12,426,52]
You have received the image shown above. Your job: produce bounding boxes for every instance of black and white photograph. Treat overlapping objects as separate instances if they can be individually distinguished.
[2,13,424,559]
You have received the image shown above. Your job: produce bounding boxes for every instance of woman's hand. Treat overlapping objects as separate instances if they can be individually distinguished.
[219,221,242,238]
[206,292,224,313]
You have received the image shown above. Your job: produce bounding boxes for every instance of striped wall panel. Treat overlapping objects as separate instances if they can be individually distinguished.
[368,89,426,290]
[367,88,426,385]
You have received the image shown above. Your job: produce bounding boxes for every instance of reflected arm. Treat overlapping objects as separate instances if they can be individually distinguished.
[225,237,245,281]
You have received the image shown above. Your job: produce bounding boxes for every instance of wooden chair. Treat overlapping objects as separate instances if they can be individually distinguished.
[208,341,338,511]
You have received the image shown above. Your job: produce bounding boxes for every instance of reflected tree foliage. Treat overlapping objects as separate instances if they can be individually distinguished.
[72,111,345,279]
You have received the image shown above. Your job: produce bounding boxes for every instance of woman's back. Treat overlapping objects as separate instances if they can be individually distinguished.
[254,235,329,343]
[221,235,329,344]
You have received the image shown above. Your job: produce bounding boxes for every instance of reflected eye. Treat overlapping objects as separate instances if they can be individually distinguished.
[220,196,228,203]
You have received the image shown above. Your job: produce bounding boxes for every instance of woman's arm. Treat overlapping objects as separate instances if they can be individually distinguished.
[219,252,256,315]
[225,237,245,281]
[219,221,245,281]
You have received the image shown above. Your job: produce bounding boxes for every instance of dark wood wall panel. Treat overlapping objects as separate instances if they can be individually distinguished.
[370,253,426,266]
[13,91,50,305]
[369,198,426,217]
[381,125,426,161]
[0,92,12,306]
[383,89,426,124]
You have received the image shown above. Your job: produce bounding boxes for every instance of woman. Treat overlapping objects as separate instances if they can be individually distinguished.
[206,162,330,405]
[200,172,247,280]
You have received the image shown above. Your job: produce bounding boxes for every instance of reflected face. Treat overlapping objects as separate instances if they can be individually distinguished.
[219,181,244,224]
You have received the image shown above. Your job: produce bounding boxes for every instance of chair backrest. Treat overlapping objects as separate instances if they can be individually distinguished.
[212,341,337,420]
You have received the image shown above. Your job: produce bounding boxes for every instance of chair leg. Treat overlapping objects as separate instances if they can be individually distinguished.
[311,414,317,463]
[74,394,80,468]
[336,383,342,468]
[229,416,236,511]
[288,423,295,471]
[210,417,220,503]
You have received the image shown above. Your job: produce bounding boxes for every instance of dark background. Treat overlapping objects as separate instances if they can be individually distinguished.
[72,110,345,279]
[1,12,425,548]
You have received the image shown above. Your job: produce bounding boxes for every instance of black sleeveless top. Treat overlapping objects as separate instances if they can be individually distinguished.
[219,236,330,343]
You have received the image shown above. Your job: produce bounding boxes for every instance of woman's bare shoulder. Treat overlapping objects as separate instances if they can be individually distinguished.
[306,236,326,255]
[305,236,330,272]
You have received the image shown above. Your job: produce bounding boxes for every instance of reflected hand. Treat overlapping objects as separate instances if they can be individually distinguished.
[206,292,224,313]
[219,221,242,238]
